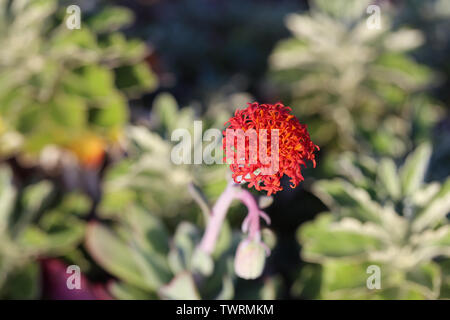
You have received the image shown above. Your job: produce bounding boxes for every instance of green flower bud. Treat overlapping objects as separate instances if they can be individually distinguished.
[234,239,266,280]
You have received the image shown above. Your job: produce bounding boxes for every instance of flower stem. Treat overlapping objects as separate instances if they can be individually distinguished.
[236,189,262,241]
[198,181,237,255]
[198,181,271,256]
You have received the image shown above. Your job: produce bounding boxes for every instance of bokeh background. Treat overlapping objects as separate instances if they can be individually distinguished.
[0,0,449,299]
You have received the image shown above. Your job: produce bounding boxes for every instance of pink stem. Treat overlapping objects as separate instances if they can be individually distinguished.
[198,181,237,255]
[198,181,271,255]
[236,189,262,241]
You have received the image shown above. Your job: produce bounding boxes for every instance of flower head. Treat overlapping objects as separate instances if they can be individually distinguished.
[223,102,318,196]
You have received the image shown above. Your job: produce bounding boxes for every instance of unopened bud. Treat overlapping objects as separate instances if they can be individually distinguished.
[234,239,266,280]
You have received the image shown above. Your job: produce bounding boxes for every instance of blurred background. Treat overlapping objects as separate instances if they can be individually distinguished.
[0,0,449,299]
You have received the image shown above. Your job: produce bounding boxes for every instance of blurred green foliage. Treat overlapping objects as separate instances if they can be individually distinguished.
[88,184,280,299]
[0,0,448,301]
[396,0,450,105]
[269,0,440,158]
[295,144,450,299]
[0,0,156,162]
[0,165,89,298]
[99,93,228,218]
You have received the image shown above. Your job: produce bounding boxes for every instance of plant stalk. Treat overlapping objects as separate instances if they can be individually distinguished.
[198,181,237,255]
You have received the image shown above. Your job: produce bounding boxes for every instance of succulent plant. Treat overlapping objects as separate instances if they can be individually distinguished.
[295,143,450,299]
[395,0,450,105]
[99,93,229,218]
[0,0,156,164]
[269,0,440,157]
[86,194,279,300]
[0,165,89,299]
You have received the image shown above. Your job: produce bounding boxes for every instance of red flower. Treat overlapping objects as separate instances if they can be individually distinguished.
[223,102,318,196]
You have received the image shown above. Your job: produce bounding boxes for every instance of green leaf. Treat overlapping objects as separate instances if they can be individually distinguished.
[0,166,17,233]
[21,181,53,213]
[109,282,156,300]
[85,222,162,291]
[413,178,450,231]
[99,191,136,217]
[153,93,179,134]
[48,94,86,129]
[376,53,431,89]
[101,33,148,62]
[261,228,277,251]
[0,262,40,299]
[128,238,172,291]
[64,66,115,98]
[159,272,201,300]
[312,0,370,21]
[234,276,281,300]
[439,260,450,299]
[412,182,440,208]
[336,152,376,189]
[188,183,211,223]
[90,92,128,128]
[313,179,382,223]
[299,214,384,261]
[126,206,169,255]
[18,194,88,253]
[168,222,201,273]
[214,275,234,300]
[322,260,374,293]
[57,192,91,218]
[18,219,84,254]
[51,27,98,53]
[191,249,214,276]
[399,143,432,197]
[115,63,158,97]
[87,7,134,33]
[383,29,424,52]
[405,262,441,299]
[291,264,322,299]
[377,158,401,200]
[13,180,54,236]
